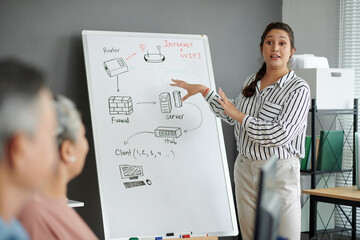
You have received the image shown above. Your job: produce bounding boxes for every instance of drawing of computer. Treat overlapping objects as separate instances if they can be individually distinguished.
[119,165,143,180]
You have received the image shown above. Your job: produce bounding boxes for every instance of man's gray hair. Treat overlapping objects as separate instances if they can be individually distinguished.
[0,59,46,158]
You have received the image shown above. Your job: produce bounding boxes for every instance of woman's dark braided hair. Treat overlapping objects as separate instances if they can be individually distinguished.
[242,22,295,98]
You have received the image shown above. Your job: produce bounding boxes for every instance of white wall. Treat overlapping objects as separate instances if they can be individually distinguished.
[282,0,339,68]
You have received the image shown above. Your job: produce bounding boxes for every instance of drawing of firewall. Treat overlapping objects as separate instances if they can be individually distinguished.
[108,96,133,115]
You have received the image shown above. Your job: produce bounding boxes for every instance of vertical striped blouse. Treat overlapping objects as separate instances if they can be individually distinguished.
[205,70,311,160]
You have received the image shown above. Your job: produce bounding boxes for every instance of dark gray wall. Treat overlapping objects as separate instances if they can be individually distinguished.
[0,1,282,239]
[283,0,339,68]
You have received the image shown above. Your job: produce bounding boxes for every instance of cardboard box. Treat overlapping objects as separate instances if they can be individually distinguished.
[294,68,354,109]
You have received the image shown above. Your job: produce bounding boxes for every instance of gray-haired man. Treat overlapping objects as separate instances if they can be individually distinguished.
[0,59,57,239]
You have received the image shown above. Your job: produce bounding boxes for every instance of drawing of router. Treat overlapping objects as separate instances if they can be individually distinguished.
[144,45,165,63]
[154,126,182,138]
[108,96,133,115]
[104,58,128,77]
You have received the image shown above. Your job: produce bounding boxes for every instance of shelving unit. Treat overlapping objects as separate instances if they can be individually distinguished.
[302,99,358,238]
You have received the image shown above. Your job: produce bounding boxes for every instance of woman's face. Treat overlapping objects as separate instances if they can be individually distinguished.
[70,123,89,178]
[261,29,294,71]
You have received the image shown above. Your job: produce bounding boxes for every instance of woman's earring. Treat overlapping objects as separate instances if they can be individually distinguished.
[70,156,76,162]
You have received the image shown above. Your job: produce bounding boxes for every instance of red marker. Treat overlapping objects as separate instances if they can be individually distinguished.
[182,235,190,238]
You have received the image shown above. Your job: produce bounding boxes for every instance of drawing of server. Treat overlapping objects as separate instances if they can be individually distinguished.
[159,92,172,113]
[104,58,128,77]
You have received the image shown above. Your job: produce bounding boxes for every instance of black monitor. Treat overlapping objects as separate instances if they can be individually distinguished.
[254,155,282,240]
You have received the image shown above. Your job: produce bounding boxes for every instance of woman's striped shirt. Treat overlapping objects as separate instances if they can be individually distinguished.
[205,70,311,160]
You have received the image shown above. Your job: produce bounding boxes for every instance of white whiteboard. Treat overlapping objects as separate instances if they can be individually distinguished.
[82,30,238,240]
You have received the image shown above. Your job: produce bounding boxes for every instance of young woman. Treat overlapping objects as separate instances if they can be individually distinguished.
[171,22,310,240]
[18,95,98,240]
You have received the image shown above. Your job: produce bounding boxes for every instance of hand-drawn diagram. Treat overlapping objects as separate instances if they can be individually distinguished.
[159,90,183,114]
[183,102,202,133]
[154,126,182,138]
[124,132,154,145]
[123,127,182,144]
[123,181,146,189]
[102,45,204,191]
[144,45,165,63]
[109,96,133,115]
[116,148,175,160]
[119,164,152,189]
[173,90,182,108]
[159,92,172,113]
[103,50,198,172]
[139,44,146,52]
[119,165,143,179]
[104,58,128,77]
[117,90,204,145]
[108,89,202,148]
[104,58,129,92]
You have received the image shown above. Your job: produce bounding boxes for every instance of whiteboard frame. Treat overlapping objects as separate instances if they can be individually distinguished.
[82,30,238,239]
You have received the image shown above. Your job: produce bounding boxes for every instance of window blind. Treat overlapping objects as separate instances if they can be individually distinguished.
[337,0,360,233]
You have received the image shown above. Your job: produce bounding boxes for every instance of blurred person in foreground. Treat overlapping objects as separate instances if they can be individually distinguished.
[19,94,98,240]
[0,59,58,239]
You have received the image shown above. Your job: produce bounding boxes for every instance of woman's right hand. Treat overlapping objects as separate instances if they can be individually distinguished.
[170,79,208,102]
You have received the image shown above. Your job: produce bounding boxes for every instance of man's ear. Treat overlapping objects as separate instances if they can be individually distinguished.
[59,139,75,164]
[6,133,30,171]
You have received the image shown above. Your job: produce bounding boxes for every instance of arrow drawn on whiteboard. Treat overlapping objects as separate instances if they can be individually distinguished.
[126,53,136,60]
[124,131,154,145]
[136,102,156,105]
[184,102,202,133]
[116,76,120,92]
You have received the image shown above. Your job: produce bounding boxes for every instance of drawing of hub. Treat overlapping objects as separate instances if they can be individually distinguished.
[154,126,182,138]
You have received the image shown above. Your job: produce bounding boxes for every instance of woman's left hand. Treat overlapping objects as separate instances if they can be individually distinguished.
[218,88,245,123]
